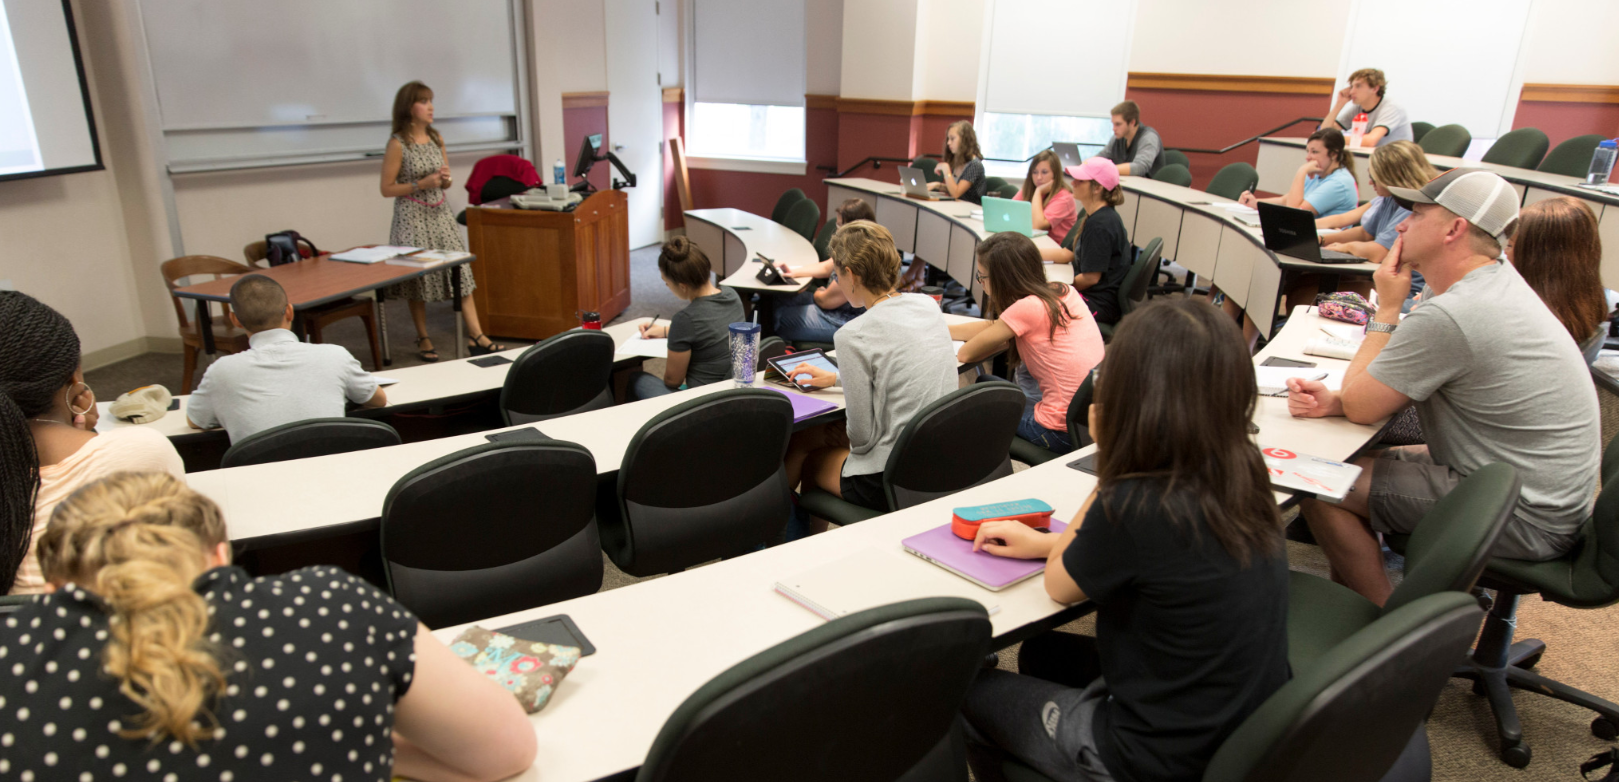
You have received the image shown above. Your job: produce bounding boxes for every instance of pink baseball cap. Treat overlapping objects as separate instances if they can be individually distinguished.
[1066,157,1120,192]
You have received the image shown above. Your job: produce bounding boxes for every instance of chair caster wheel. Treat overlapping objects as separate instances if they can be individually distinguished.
[1594,716,1619,741]
[1500,743,1532,768]
[1472,679,1488,696]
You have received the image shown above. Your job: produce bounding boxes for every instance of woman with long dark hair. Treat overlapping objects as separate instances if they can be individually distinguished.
[961,298,1289,782]
[928,120,988,204]
[380,81,503,362]
[0,291,184,595]
[1016,150,1078,259]
[951,232,1102,453]
[1506,196,1610,365]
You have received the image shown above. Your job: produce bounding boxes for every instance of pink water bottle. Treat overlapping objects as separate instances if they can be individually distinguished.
[1349,112,1369,147]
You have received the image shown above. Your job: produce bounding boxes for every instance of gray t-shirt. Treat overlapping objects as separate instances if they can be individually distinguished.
[186,329,380,443]
[668,287,745,387]
[1368,261,1600,536]
[954,158,987,205]
[834,293,958,477]
[1099,125,1164,177]
[1335,96,1412,146]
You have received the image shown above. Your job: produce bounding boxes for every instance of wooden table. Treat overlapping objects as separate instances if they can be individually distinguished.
[169,253,475,363]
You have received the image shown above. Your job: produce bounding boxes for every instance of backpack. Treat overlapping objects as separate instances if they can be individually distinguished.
[263,230,319,267]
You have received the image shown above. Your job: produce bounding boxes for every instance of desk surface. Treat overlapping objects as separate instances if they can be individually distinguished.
[686,208,819,293]
[170,254,475,310]
[428,304,1383,782]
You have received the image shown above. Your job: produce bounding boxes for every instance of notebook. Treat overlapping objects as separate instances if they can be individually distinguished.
[762,386,840,422]
[329,246,419,264]
[1261,447,1362,502]
[902,520,1068,591]
[775,547,1002,620]
[616,336,668,359]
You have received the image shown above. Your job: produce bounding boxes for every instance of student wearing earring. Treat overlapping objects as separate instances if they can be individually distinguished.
[0,291,185,595]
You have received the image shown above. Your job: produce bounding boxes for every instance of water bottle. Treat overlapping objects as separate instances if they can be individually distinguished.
[1349,112,1369,148]
[553,158,566,184]
[728,322,761,387]
[1588,139,1617,186]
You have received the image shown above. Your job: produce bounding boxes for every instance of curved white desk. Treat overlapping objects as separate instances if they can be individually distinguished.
[827,177,1373,337]
[427,305,1384,782]
[684,208,819,294]
[1258,136,1619,286]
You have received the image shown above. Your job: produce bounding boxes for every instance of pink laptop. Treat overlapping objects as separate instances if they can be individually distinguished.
[901,520,1067,591]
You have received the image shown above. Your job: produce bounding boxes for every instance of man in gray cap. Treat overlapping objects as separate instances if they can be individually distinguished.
[1286,168,1600,606]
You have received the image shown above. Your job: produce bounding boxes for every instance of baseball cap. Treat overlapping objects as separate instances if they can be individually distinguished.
[1385,168,1519,239]
[1066,157,1120,192]
[110,385,173,424]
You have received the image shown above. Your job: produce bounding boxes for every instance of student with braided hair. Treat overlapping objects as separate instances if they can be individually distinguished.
[0,291,183,595]
[2,471,536,781]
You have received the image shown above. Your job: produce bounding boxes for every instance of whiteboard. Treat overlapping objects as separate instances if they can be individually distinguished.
[137,0,524,170]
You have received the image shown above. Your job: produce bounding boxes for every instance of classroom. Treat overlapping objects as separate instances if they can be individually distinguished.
[2,1,1619,780]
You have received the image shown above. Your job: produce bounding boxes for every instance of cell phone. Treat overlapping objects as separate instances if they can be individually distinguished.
[1261,357,1317,368]
[498,614,595,656]
[485,427,548,443]
[469,355,513,368]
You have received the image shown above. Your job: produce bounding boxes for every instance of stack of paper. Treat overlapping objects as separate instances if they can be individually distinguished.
[330,246,419,264]
[616,336,668,359]
[387,249,470,268]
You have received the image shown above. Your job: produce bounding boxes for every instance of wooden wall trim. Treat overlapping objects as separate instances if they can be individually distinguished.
[662,87,683,103]
[562,91,610,109]
[912,100,975,117]
[1520,83,1619,104]
[806,93,838,111]
[835,97,978,116]
[1127,72,1335,95]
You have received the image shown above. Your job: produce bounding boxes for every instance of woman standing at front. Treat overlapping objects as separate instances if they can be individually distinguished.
[929,120,989,204]
[380,81,503,362]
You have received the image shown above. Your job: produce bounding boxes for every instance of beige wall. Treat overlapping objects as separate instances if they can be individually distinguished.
[913,0,983,102]
[1128,0,1350,77]
[531,0,606,179]
[805,0,843,96]
[1522,0,1619,83]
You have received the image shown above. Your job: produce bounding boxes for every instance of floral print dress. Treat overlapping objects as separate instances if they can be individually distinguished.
[386,134,475,302]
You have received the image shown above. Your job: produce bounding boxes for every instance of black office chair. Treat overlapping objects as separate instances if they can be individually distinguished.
[635,597,990,782]
[985,177,1018,199]
[772,188,808,224]
[1482,127,1550,170]
[758,336,790,365]
[219,417,401,468]
[0,594,35,616]
[380,440,602,629]
[799,382,1025,525]
[1410,121,1436,143]
[1418,124,1472,158]
[813,220,837,260]
[1539,134,1608,177]
[1001,592,1483,782]
[781,198,821,243]
[912,155,943,183]
[598,390,794,576]
[1151,164,1193,187]
[1097,237,1163,341]
[1206,162,1260,201]
[500,330,615,425]
[1007,371,1095,466]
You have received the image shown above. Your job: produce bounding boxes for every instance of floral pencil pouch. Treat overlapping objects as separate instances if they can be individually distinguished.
[1314,292,1374,326]
[448,626,581,714]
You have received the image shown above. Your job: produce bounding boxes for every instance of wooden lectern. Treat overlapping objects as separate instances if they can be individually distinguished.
[466,189,632,340]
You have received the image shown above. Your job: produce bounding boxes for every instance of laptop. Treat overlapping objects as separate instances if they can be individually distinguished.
[901,520,1068,591]
[1257,202,1363,264]
[1052,142,1085,169]
[981,196,1048,238]
[897,166,952,201]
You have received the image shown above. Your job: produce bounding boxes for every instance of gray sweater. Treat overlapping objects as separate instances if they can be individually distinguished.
[834,293,958,476]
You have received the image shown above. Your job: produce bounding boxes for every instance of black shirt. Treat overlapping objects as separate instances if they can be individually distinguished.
[1063,479,1289,782]
[0,566,419,782]
[668,287,745,387]
[1073,206,1132,325]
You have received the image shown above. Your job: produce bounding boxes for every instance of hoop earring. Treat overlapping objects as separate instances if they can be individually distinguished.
[66,382,94,416]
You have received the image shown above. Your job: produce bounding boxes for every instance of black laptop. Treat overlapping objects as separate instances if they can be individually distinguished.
[1257,202,1363,264]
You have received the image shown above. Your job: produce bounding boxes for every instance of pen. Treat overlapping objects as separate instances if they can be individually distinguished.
[1267,372,1328,397]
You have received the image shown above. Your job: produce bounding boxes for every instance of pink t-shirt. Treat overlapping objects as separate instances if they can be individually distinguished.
[998,286,1105,431]
[1014,187,1078,244]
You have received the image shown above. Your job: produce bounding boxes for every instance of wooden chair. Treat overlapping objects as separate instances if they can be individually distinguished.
[243,240,383,370]
[160,255,254,392]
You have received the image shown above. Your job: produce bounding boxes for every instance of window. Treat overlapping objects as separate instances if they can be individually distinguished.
[979,112,1113,179]
[686,102,805,162]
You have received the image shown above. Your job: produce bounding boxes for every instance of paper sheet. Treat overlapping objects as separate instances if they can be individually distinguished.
[372,376,400,387]
[617,337,669,359]
[1255,366,1344,397]
[329,246,419,263]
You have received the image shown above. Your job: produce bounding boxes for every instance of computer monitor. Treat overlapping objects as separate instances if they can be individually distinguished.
[573,133,603,181]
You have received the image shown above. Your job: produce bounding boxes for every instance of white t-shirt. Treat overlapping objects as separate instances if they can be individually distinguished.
[1336,96,1413,146]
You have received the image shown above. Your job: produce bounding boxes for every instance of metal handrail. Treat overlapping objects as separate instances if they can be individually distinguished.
[818,116,1325,178]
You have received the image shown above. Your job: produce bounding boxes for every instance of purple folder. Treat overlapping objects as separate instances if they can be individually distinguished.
[763,386,840,422]
[901,520,1068,591]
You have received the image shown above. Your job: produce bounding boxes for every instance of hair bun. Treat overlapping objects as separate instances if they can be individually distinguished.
[665,235,691,259]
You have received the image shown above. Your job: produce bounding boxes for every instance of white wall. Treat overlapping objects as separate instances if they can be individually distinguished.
[1522,0,1619,84]
[805,0,843,95]
[840,0,919,100]
[530,0,606,190]
[913,0,983,102]
[1128,0,1349,77]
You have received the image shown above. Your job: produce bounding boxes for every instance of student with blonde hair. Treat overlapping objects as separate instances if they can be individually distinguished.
[2,471,537,782]
[1317,140,1437,266]
[929,120,989,204]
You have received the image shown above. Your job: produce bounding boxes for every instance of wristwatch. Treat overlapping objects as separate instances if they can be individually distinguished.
[1366,320,1397,334]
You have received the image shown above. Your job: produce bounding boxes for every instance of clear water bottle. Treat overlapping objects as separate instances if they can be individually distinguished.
[1349,112,1369,148]
[1588,139,1617,186]
[553,158,566,184]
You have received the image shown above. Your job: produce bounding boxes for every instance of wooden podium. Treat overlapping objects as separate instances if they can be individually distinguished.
[466,189,631,340]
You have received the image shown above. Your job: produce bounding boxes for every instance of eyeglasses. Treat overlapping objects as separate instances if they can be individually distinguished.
[973,269,986,284]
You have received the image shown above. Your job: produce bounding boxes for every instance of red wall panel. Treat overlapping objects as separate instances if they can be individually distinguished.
[562,105,611,193]
[1512,101,1619,150]
[1123,87,1326,190]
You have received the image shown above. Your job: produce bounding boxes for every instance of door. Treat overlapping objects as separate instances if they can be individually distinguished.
[605,0,664,249]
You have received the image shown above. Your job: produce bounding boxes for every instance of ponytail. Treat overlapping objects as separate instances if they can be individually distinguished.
[38,472,230,745]
[0,291,82,592]
[1309,127,1356,179]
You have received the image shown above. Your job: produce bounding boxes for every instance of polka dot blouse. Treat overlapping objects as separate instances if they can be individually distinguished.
[0,566,418,782]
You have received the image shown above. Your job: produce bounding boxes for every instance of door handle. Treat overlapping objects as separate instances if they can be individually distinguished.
[614,144,626,152]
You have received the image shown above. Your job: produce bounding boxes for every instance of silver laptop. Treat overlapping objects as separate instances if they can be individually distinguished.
[1052,142,1084,169]
[897,166,951,200]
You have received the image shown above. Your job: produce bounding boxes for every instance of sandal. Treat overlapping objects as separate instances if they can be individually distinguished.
[467,333,505,356]
[414,337,440,363]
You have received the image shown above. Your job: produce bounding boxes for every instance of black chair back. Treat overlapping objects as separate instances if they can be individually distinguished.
[481,175,533,204]
[772,188,808,224]
[883,382,1025,510]
[603,390,795,576]
[1064,372,1096,449]
[500,330,615,425]
[758,336,789,365]
[1204,592,1483,782]
[1119,237,1163,317]
[220,417,401,468]
[636,597,990,782]
[380,440,602,628]
[0,594,35,616]
[912,155,943,183]
[781,198,821,242]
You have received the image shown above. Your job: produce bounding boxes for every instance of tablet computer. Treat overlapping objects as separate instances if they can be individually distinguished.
[765,348,839,389]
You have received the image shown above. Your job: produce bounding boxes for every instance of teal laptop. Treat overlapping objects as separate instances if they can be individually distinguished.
[981,196,1047,238]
